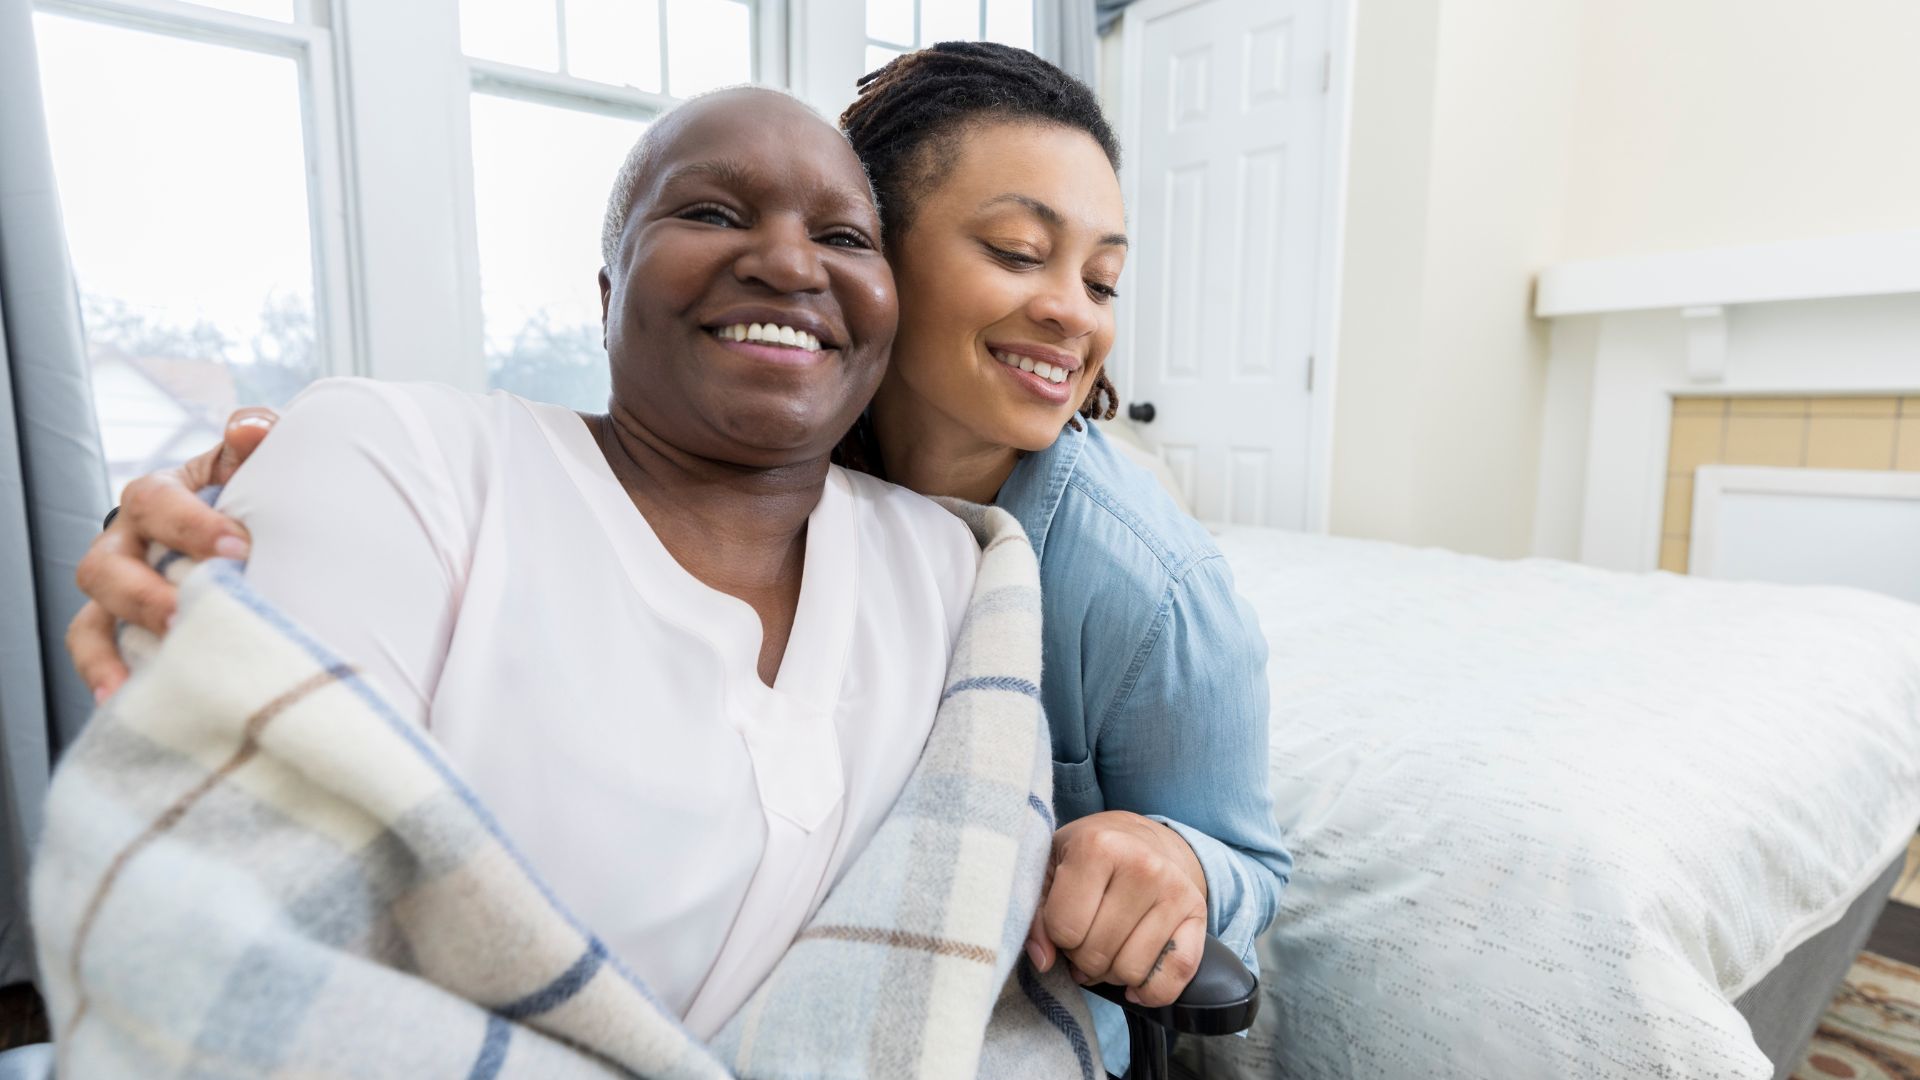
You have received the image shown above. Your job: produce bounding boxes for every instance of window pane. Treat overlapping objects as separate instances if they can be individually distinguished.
[984,0,1031,49]
[665,0,752,97]
[470,93,648,411]
[865,0,913,47]
[919,0,979,44]
[864,43,903,77]
[33,14,323,496]
[190,0,295,19]
[461,0,560,70]
[565,0,662,91]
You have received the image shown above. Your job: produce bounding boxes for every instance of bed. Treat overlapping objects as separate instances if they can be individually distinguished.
[1182,526,1920,1080]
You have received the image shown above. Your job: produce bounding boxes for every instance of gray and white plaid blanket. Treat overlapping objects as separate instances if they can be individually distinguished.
[32,500,1099,1079]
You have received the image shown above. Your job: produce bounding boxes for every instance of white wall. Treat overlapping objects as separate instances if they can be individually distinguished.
[1327,0,1583,557]
[1560,0,1920,261]
[1325,0,1920,558]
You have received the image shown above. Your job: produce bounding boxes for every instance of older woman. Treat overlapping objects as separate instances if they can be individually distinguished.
[76,86,980,1039]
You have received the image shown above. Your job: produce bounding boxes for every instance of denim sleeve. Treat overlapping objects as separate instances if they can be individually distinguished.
[1096,554,1291,969]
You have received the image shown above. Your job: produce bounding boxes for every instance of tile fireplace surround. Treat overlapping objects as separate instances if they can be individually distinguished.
[1530,230,1920,574]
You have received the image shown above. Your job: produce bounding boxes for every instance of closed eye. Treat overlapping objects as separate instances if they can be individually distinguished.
[819,227,875,251]
[985,243,1043,269]
[1087,280,1120,302]
[678,202,742,227]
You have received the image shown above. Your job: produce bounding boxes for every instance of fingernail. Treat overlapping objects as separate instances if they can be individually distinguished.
[1071,969,1089,986]
[214,536,249,560]
[165,611,178,632]
[1124,989,1142,1006]
[231,416,272,430]
[1025,941,1045,969]
[92,685,109,706]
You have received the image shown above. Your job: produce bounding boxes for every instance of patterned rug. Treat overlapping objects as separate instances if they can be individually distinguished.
[1794,951,1920,1080]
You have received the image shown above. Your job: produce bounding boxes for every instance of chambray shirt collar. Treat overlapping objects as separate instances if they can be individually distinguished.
[992,419,1089,562]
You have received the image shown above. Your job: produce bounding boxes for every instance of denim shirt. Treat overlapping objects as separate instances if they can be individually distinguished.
[995,420,1291,1070]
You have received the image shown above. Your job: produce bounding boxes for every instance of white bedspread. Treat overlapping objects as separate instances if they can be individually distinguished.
[1197,528,1920,1079]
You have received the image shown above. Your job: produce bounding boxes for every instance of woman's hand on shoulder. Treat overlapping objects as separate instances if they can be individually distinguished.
[1026,810,1208,1008]
[68,408,279,700]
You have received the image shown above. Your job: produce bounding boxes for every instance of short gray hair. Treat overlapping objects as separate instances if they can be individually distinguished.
[598,87,878,270]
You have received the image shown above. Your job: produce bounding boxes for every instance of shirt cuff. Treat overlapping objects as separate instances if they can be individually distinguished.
[1147,814,1266,974]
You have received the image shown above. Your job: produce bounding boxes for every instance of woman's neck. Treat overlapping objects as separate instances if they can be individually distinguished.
[589,408,822,603]
[868,376,1021,505]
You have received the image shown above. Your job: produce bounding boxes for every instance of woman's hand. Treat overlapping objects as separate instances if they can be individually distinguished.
[68,407,279,701]
[1025,810,1208,1007]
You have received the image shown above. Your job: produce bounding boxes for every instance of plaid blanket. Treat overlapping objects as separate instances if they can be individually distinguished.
[32,500,1100,1079]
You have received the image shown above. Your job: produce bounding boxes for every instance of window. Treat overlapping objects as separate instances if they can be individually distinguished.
[31,0,1069,446]
[468,94,647,411]
[864,0,1032,73]
[192,0,294,18]
[31,2,349,495]
[460,0,756,98]
[460,0,761,409]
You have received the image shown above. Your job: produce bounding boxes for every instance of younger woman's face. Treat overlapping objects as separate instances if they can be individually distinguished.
[883,121,1127,452]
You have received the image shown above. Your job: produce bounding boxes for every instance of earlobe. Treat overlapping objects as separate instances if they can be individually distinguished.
[598,268,613,346]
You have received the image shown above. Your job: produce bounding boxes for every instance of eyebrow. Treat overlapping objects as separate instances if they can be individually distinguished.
[979,192,1129,248]
[668,159,753,187]
[661,158,875,216]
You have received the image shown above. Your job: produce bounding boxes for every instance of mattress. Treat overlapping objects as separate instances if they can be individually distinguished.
[1734,853,1903,1079]
[1188,528,1920,1080]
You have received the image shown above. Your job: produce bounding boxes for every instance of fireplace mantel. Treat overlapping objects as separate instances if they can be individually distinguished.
[1536,230,1920,318]
[1530,231,1920,571]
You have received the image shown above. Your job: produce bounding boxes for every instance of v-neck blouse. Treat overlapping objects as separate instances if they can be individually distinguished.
[216,378,979,1036]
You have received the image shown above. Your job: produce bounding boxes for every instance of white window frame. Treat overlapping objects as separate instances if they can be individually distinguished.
[340,0,790,391]
[35,0,941,401]
[790,0,868,118]
[798,0,1047,131]
[31,0,358,388]
[865,0,1012,55]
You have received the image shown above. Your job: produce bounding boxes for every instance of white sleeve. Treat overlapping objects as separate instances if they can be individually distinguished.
[214,378,475,727]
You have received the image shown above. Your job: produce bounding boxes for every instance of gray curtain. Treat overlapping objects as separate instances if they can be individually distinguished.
[1035,0,1098,86]
[0,0,111,987]
[1095,0,1140,36]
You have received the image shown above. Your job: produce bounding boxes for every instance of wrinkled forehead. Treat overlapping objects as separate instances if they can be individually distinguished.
[640,90,876,211]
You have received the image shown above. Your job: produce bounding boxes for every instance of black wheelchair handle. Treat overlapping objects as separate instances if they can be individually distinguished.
[1085,933,1260,1037]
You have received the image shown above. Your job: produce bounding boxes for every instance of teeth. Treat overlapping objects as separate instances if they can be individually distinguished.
[713,323,822,351]
[991,349,1072,384]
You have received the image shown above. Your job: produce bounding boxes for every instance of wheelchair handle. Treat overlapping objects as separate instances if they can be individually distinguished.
[1085,933,1260,1037]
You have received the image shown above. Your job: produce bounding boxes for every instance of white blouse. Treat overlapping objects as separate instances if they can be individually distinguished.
[217,378,978,1035]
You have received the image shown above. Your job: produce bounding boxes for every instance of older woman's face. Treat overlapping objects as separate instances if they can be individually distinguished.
[600,91,895,468]
[882,121,1126,453]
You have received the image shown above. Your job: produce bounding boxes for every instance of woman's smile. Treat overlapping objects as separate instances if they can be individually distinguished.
[704,327,834,369]
[703,305,843,368]
[987,341,1080,404]
[710,323,827,353]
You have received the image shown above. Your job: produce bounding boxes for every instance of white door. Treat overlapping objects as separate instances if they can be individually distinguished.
[1117,0,1331,527]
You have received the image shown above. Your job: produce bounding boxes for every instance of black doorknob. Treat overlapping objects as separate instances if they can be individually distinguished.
[1128,402,1157,423]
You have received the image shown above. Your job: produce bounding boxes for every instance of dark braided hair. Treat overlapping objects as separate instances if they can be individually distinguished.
[841,41,1123,431]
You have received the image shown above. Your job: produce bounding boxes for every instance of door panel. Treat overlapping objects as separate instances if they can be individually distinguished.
[1120,0,1330,528]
